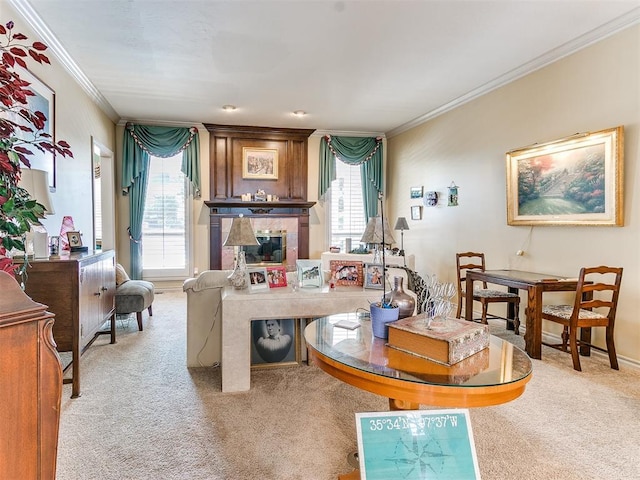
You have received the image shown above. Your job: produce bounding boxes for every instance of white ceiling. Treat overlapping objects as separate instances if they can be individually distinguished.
[12,0,640,135]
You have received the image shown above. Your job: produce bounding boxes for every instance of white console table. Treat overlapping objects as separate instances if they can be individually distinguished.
[320,251,415,272]
[221,283,381,393]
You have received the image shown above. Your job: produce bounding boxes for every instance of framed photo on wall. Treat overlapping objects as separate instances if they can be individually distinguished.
[410,186,423,199]
[242,147,279,180]
[411,205,422,220]
[250,318,299,368]
[506,126,623,226]
[7,68,56,190]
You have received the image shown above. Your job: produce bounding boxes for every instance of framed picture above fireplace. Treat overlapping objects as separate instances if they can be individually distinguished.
[242,147,279,180]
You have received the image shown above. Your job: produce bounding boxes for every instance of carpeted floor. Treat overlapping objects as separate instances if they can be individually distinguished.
[56,289,640,480]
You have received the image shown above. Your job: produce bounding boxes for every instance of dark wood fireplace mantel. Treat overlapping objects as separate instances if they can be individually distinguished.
[204,124,315,270]
[205,200,316,270]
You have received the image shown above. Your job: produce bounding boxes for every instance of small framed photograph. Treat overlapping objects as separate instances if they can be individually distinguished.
[425,191,439,207]
[247,267,269,292]
[410,186,423,199]
[250,318,299,368]
[296,260,323,288]
[330,260,364,287]
[242,147,279,180]
[67,231,82,247]
[364,263,384,290]
[266,266,288,288]
[411,205,422,220]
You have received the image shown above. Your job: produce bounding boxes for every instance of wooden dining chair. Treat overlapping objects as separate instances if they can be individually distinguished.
[455,252,521,333]
[541,266,623,372]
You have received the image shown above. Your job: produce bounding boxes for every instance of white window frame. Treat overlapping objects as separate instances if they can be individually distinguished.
[141,154,192,281]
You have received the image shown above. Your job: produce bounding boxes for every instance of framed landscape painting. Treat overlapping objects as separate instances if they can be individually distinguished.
[506,126,623,226]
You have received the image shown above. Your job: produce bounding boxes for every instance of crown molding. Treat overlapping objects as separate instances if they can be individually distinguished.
[312,129,386,139]
[387,8,640,138]
[10,0,120,123]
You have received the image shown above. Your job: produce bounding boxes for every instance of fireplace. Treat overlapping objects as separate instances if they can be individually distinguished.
[205,200,315,270]
[244,230,286,265]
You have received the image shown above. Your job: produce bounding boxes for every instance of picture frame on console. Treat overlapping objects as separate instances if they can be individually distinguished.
[364,263,384,290]
[250,318,299,368]
[330,260,364,287]
[247,267,269,292]
[242,147,279,180]
[266,266,287,288]
[506,126,623,226]
[296,260,323,288]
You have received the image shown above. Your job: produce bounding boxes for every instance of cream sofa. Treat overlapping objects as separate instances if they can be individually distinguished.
[183,270,231,367]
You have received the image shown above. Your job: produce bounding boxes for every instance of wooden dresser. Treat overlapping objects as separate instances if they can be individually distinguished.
[0,271,63,479]
[21,249,116,398]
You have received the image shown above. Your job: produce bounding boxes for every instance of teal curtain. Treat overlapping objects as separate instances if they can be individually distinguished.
[318,135,383,221]
[121,124,201,279]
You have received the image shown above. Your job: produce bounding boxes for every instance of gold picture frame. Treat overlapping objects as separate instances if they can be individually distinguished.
[242,147,278,180]
[506,126,623,226]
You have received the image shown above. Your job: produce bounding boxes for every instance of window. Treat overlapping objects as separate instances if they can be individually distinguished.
[142,153,190,279]
[327,161,366,252]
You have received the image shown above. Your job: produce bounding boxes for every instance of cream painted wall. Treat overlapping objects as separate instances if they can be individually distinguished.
[5,2,116,250]
[387,25,640,363]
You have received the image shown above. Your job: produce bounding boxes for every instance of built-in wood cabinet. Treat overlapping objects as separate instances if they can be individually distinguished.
[0,271,62,479]
[21,250,116,398]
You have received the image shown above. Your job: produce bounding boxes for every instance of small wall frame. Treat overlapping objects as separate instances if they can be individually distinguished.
[410,205,422,220]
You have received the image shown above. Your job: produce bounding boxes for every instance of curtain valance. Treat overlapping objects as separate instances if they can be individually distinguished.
[318,135,383,221]
[122,123,201,197]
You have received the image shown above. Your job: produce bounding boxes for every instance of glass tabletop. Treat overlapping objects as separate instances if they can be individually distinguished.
[304,313,532,388]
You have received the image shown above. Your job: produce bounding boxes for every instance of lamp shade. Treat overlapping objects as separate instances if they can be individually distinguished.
[394,217,409,231]
[18,168,55,215]
[360,216,396,245]
[223,215,260,247]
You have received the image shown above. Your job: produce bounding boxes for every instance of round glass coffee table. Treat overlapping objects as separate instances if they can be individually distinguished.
[304,313,532,410]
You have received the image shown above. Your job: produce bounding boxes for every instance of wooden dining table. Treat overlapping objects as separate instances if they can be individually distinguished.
[464,269,587,359]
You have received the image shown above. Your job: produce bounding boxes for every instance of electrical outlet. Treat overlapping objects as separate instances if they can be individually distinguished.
[516,250,524,256]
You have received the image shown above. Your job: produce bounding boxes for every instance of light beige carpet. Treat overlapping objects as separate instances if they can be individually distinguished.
[56,289,640,480]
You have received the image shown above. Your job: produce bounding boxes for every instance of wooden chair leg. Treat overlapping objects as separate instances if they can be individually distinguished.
[605,326,619,370]
[136,311,143,331]
[561,327,570,351]
[455,295,462,319]
[110,314,117,344]
[513,301,520,335]
[569,326,581,371]
[148,305,153,317]
[481,302,488,324]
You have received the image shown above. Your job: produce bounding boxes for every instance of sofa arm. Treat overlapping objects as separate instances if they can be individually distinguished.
[184,270,231,367]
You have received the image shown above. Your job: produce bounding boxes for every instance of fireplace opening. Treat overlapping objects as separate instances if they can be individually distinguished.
[244,230,286,265]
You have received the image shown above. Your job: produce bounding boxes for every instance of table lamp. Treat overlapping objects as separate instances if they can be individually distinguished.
[18,169,55,258]
[360,215,395,264]
[393,216,409,260]
[223,214,259,289]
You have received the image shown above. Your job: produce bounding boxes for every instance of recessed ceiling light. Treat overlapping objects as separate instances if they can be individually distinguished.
[292,110,306,117]
[222,105,237,112]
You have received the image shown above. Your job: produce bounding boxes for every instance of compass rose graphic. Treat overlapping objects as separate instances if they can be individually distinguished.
[385,435,451,478]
